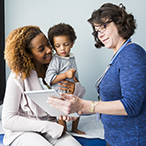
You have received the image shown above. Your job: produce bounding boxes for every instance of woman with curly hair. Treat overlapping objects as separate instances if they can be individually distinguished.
[2,25,85,146]
[48,3,146,146]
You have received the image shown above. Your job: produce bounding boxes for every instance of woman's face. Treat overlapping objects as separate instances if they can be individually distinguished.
[30,33,52,66]
[94,21,124,53]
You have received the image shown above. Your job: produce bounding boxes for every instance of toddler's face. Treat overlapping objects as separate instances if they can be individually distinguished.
[53,35,73,57]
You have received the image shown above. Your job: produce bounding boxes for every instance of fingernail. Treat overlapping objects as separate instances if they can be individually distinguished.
[47,99,50,102]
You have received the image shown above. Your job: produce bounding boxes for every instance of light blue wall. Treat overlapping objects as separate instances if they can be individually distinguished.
[5,0,146,100]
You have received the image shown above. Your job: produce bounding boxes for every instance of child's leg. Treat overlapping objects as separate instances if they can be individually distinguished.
[58,119,67,135]
[71,117,85,135]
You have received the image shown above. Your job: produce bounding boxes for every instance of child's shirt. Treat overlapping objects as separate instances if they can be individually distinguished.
[45,53,78,93]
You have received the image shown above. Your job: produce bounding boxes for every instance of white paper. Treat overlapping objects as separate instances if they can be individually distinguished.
[24,89,79,117]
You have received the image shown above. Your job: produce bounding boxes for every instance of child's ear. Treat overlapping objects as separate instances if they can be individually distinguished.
[71,42,74,48]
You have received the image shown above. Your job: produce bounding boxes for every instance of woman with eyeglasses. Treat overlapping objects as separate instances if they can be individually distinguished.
[48,3,146,146]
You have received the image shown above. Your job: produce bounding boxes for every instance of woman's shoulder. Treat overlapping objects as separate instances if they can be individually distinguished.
[6,70,38,88]
[7,71,21,83]
[118,43,146,66]
[125,43,145,54]
[121,43,146,59]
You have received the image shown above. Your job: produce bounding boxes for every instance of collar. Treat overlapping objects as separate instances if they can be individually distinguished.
[53,53,75,59]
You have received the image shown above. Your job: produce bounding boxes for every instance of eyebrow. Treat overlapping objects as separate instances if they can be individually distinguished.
[94,24,101,28]
[36,45,43,50]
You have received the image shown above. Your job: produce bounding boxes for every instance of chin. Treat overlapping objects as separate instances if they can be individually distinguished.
[104,44,112,49]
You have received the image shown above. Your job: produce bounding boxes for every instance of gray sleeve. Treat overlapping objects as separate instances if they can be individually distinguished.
[45,57,59,86]
[69,56,79,80]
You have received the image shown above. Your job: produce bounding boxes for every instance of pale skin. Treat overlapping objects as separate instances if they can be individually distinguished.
[47,21,128,122]
[48,94,127,122]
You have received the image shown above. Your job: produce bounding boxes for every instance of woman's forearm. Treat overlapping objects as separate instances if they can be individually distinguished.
[48,94,127,116]
[81,100,128,115]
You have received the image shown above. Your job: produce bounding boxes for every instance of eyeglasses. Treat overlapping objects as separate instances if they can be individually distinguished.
[92,20,112,39]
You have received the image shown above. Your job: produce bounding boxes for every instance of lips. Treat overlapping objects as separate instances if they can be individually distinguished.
[45,54,52,60]
[102,38,108,43]
[61,52,66,55]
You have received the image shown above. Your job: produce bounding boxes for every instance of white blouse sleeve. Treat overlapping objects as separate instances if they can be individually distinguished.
[74,82,86,98]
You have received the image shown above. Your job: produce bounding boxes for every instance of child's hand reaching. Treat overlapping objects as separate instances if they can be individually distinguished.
[66,68,76,78]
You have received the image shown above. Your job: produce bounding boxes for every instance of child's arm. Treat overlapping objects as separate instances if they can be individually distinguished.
[51,68,76,84]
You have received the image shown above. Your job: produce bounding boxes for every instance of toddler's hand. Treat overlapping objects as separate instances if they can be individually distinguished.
[66,68,76,78]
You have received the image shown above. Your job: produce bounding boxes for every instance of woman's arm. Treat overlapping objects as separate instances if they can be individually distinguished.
[48,93,127,116]
[81,99,127,115]
[2,73,63,139]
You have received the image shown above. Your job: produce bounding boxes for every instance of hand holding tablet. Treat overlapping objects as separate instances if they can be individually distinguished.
[24,89,79,117]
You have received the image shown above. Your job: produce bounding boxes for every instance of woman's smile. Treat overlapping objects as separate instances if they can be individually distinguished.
[45,54,52,60]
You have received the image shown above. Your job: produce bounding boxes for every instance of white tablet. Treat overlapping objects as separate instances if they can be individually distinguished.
[24,89,79,117]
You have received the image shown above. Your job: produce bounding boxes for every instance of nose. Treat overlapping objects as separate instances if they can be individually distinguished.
[60,45,65,51]
[46,45,52,54]
[98,31,104,38]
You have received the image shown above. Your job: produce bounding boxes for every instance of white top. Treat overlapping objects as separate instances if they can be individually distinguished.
[2,70,63,145]
[2,69,86,145]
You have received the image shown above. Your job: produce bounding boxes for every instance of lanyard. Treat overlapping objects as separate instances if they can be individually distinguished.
[95,39,131,100]
[110,39,131,65]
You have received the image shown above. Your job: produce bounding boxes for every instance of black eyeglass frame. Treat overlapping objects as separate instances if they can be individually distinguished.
[92,20,113,41]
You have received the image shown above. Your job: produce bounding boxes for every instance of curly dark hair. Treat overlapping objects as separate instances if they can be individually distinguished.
[4,25,42,80]
[88,3,137,48]
[48,23,77,49]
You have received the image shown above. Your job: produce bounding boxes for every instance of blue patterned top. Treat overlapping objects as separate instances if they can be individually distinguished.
[98,43,146,146]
